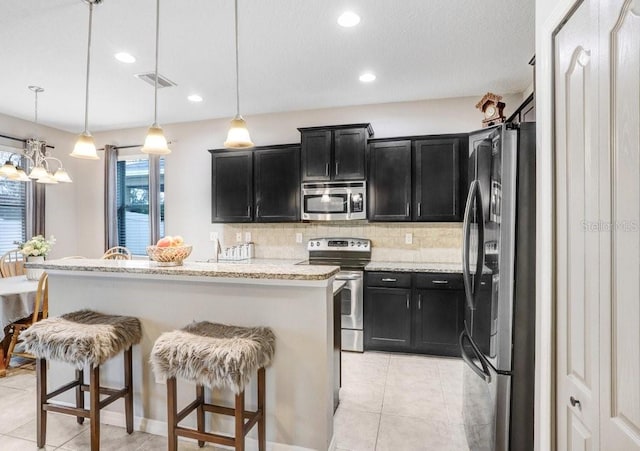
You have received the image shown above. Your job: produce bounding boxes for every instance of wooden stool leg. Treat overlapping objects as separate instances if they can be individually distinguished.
[258,367,266,451]
[124,347,134,434]
[196,384,205,447]
[75,369,84,425]
[235,391,245,451]
[90,365,100,451]
[36,358,47,448]
[167,377,178,451]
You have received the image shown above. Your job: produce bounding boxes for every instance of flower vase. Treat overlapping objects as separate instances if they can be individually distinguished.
[26,256,45,281]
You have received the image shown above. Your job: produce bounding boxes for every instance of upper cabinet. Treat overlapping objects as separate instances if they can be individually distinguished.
[209,145,300,223]
[368,134,467,222]
[299,124,373,182]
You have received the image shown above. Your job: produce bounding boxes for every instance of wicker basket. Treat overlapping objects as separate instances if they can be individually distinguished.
[146,245,192,266]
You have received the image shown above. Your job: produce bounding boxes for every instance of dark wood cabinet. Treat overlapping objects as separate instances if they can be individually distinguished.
[414,137,463,221]
[413,288,464,356]
[299,124,373,182]
[364,286,412,350]
[210,150,253,222]
[364,271,464,356]
[210,145,300,223]
[368,140,412,221]
[254,145,300,222]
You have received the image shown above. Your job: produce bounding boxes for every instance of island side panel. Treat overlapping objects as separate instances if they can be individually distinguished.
[46,272,334,451]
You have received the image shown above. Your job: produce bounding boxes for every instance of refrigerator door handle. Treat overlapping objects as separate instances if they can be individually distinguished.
[459,329,492,383]
[463,180,479,310]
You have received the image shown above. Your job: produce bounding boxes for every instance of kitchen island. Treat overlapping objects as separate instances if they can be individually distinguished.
[28,259,340,451]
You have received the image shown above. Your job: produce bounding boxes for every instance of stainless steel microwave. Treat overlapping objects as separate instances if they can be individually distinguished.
[301,181,366,221]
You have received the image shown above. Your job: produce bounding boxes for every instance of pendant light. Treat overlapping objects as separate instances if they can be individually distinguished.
[224,0,254,149]
[142,0,170,154]
[70,0,100,160]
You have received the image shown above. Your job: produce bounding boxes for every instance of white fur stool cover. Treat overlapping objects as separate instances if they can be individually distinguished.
[150,322,276,394]
[21,310,142,368]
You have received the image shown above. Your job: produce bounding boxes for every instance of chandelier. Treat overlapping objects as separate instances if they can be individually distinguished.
[0,86,72,184]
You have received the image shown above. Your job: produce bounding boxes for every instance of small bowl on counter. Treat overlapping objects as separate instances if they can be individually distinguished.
[146,245,193,266]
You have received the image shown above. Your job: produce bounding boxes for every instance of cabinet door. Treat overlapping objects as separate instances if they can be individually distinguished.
[254,146,300,222]
[368,141,412,221]
[413,289,464,356]
[334,128,366,180]
[414,138,462,221]
[211,151,253,222]
[364,287,412,351]
[301,130,332,181]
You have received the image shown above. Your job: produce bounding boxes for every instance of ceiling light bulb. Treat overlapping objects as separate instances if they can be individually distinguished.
[359,73,376,82]
[28,165,49,179]
[188,94,203,102]
[53,168,73,183]
[71,132,99,160]
[224,115,254,149]
[114,52,136,63]
[338,11,361,27]
[141,125,171,155]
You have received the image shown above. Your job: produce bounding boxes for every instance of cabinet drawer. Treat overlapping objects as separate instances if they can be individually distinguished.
[414,273,464,290]
[366,272,411,288]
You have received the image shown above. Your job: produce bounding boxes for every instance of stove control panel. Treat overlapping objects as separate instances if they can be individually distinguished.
[307,238,371,252]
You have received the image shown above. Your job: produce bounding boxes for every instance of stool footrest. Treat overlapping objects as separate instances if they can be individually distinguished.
[46,379,81,401]
[44,403,90,418]
[176,398,202,423]
[175,426,236,447]
[202,403,254,419]
[80,384,126,397]
[99,388,129,410]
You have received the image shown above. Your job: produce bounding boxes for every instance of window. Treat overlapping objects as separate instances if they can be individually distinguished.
[0,150,27,254]
[115,155,165,255]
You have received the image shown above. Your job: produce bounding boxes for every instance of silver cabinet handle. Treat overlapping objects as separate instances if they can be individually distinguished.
[325,163,329,176]
[256,204,260,218]
[570,396,581,409]
[405,202,410,217]
[247,205,251,217]
[418,202,422,217]
[406,294,410,310]
[335,162,339,175]
[381,278,397,282]
[432,280,449,284]
[418,294,422,310]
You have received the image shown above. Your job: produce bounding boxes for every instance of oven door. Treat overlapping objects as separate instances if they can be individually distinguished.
[336,271,363,352]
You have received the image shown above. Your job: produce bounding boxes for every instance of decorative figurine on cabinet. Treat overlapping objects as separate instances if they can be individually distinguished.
[476,92,506,127]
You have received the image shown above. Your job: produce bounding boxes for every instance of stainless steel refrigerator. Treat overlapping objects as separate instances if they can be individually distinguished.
[459,123,536,451]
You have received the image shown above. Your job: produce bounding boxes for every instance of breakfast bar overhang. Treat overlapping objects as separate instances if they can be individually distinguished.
[28,259,340,451]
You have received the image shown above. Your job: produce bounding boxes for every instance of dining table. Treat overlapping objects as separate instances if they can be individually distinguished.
[0,275,38,376]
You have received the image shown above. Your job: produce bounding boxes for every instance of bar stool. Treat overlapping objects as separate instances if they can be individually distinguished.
[150,322,276,451]
[21,309,142,450]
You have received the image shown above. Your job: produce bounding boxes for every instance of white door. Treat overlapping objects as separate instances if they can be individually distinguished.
[599,0,640,449]
[555,0,601,449]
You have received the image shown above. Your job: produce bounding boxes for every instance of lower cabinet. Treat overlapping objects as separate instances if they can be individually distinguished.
[364,271,464,356]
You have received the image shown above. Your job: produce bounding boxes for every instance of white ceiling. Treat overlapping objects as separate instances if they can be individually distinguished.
[0,0,535,133]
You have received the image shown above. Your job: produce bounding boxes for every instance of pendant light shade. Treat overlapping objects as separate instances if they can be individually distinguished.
[13,167,32,182]
[224,115,254,148]
[0,161,18,178]
[142,0,171,155]
[71,0,100,160]
[53,168,73,183]
[224,0,254,149]
[28,165,49,180]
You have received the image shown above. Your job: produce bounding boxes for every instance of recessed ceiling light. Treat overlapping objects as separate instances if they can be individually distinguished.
[338,11,360,27]
[359,73,376,83]
[114,52,136,63]
[187,94,203,102]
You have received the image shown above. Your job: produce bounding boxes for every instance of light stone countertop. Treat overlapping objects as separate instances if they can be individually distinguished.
[26,259,339,281]
[365,261,493,274]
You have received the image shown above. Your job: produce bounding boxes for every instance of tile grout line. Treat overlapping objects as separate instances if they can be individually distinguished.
[373,353,391,450]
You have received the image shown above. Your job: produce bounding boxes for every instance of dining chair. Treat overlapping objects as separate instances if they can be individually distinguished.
[0,249,26,278]
[101,246,132,260]
[5,271,48,367]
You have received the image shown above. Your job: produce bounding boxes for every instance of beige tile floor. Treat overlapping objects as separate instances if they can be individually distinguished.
[0,352,468,450]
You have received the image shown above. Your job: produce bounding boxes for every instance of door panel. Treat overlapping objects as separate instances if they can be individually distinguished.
[368,141,411,221]
[334,128,366,180]
[600,0,640,448]
[210,151,253,222]
[254,146,300,222]
[364,287,412,351]
[301,130,331,181]
[555,1,600,448]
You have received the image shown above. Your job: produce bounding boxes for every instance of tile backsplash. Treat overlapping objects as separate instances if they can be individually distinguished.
[222,222,462,263]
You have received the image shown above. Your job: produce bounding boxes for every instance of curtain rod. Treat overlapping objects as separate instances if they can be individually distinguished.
[99,142,173,151]
[0,133,55,149]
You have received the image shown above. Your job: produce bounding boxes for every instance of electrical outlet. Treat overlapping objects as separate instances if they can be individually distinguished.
[295,232,303,244]
[405,233,413,245]
[245,232,252,242]
[236,232,242,243]
[209,232,219,242]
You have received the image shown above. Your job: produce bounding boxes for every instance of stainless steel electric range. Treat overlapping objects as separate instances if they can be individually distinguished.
[298,237,371,352]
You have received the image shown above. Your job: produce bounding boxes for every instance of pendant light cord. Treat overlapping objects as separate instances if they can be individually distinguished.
[83,1,94,134]
[154,0,160,125]
[234,0,240,117]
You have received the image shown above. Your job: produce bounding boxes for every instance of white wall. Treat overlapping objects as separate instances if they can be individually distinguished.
[73,94,523,260]
[0,112,79,258]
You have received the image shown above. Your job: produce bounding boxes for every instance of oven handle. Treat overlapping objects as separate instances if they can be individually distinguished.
[459,329,492,383]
